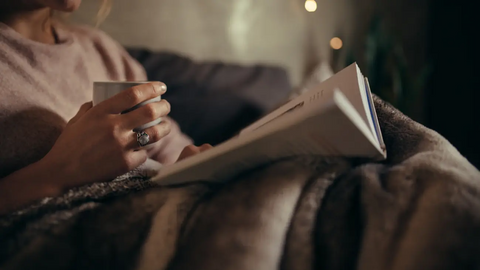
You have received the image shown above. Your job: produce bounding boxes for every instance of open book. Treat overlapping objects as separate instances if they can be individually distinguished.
[152,63,386,185]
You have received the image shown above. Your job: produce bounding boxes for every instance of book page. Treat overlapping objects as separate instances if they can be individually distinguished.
[153,91,384,185]
[364,78,386,152]
[240,63,369,136]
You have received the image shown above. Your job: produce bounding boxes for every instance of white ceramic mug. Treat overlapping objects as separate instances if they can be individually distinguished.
[93,81,162,132]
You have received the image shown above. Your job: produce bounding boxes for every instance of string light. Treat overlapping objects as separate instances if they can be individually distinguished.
[330,37,343,50]
[305,0,317,12]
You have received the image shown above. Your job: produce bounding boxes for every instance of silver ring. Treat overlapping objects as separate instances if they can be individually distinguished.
[136,131,150,147]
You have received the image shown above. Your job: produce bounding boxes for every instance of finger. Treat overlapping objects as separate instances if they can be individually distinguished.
[126,120,172,150]
[68,102,93,124]
[123,149,149,171]
[121,100,171,130]
[198,144,213,152]
[177,145,201,161]
[97,82,167,114]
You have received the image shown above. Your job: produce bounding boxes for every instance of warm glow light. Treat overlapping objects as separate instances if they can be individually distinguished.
[305,0,317,12]
[330,37,343,50]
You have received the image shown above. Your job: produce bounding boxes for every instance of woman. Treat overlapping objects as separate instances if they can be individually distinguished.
[0,0,209,215]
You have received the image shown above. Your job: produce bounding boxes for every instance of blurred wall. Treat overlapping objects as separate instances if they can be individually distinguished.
[71,0,354,87]
[72,0,430,117]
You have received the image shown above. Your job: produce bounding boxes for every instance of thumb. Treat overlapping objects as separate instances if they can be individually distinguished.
[68,102,93,125]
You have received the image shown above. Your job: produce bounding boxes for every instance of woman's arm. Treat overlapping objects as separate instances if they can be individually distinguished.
[0,143,212,216]
[0,82,172,216]
[0,158,63,216]
[0,140,212,216]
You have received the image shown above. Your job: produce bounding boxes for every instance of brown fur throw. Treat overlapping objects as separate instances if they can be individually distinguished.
[1,96,479,270]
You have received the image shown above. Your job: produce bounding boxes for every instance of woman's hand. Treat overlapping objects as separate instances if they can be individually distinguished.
[42,82,171,190]
[177,144,213,162]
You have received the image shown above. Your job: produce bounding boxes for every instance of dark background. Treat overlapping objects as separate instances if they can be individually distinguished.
[427,0,479,168]
[345,0,479,168]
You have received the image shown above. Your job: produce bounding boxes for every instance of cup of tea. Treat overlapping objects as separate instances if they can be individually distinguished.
[93,81,162,132]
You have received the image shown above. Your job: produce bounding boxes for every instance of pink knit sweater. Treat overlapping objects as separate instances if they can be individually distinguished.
[0,22,192,178]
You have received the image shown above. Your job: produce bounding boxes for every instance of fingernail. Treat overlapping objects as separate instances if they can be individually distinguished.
[161,84,167,93]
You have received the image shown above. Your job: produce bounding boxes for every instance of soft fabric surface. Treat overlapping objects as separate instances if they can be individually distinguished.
[1,96,479,270]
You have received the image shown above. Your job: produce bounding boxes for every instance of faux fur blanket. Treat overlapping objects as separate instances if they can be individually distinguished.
[1,97,479,270]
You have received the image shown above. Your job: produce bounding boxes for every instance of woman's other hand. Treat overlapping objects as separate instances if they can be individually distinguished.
[177,144,213,162]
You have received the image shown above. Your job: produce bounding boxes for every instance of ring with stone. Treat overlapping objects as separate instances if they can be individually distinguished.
[136,131,150,147]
